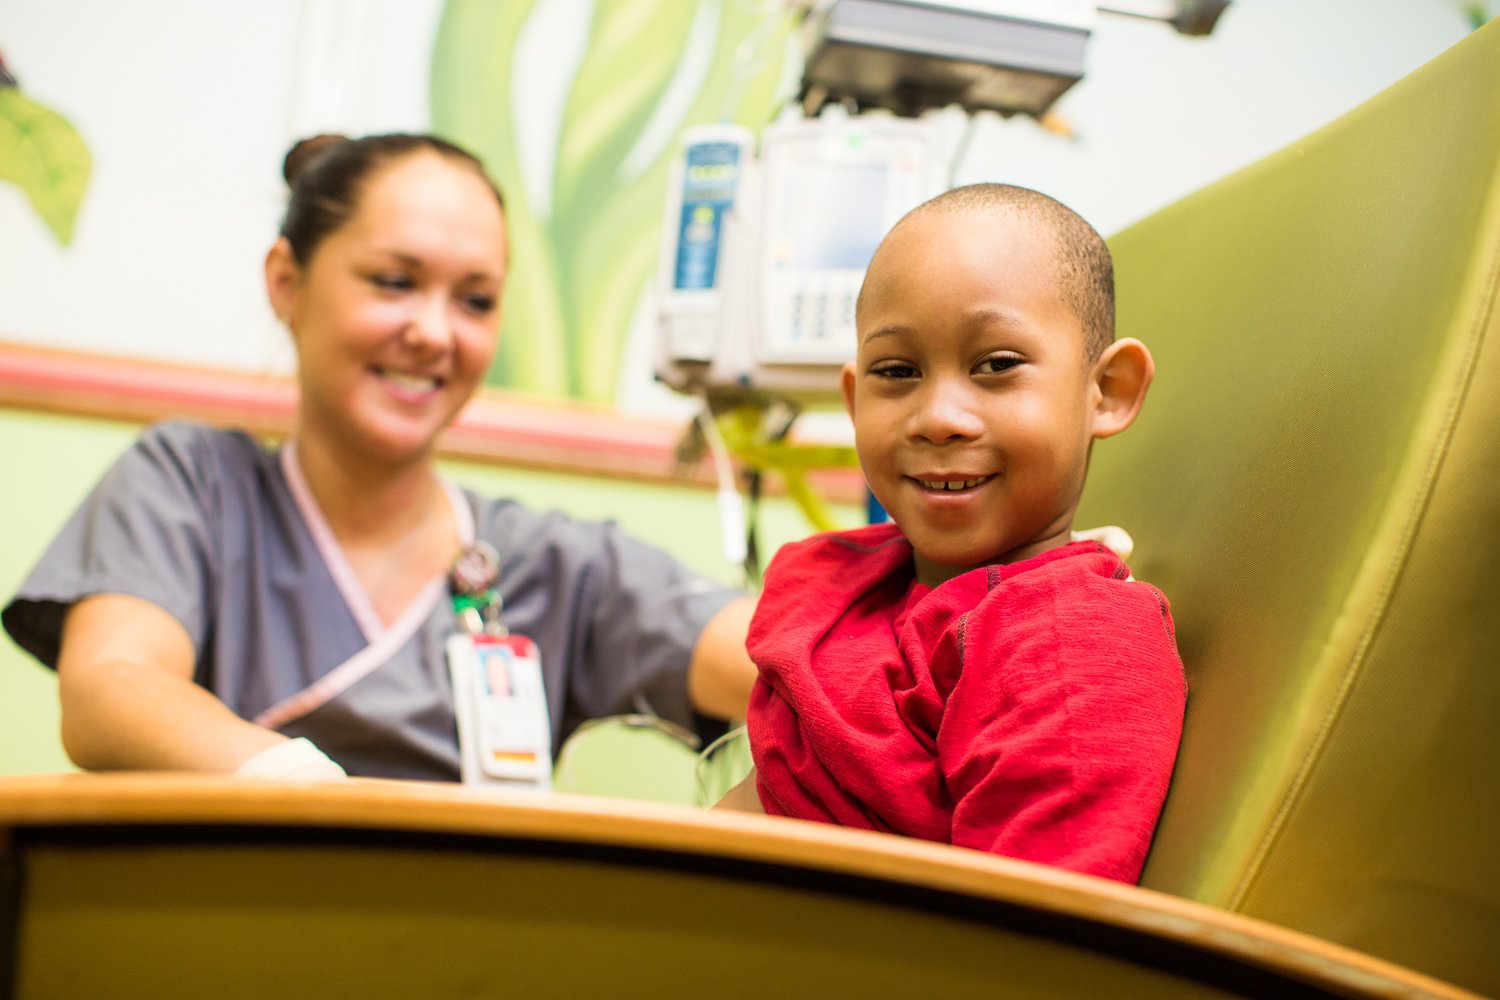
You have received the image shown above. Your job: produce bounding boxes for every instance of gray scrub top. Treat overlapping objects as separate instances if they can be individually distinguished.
[2,421,740,780]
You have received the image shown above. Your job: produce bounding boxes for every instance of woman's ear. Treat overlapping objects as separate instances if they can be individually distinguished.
[1090,337,1155,440]
[264,237,300,331]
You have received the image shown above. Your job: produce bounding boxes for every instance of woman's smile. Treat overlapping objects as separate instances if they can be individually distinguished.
[371,365,444,401]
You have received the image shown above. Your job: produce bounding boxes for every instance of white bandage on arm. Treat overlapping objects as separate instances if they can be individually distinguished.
[234,737,349,782]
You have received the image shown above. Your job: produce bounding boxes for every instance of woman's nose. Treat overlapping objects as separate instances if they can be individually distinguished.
[403,295,452,353]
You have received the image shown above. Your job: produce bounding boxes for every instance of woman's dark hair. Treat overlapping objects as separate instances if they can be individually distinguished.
[278,133,505,265]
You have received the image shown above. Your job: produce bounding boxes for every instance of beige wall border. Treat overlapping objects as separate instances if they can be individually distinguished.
[0,339,865,502]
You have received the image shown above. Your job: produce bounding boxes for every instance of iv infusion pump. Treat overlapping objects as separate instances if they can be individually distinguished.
[655,115,945,403]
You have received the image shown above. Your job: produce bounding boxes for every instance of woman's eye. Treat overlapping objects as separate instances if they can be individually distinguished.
[371,273,413,292]
[461,292,497,315]
[977,353,1022,375]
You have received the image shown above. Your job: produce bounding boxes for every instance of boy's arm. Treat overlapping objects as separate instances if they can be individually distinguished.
[939,579,1185,883]
[711,767,766,813]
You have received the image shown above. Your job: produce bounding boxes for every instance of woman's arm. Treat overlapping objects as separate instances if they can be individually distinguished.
[686,596,758,722]
[56,593,289,773]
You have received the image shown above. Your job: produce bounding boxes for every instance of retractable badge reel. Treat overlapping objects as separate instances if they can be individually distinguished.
[446,541,552,791]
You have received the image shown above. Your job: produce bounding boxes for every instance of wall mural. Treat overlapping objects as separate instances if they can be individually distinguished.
[0,52,91,247]
[430,0,795,403]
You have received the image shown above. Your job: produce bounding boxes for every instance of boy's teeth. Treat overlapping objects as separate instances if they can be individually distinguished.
[919,477,988,491]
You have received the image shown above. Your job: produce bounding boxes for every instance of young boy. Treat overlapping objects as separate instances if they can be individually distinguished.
[720,183,1185,885]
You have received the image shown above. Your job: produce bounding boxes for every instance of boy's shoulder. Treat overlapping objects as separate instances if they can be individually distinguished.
[753,523,914,640]
[813,521,909,555]
[962,542,1176,661]
[768,522,911,576]
[971,542,1159,617]
[919,543,1179,698]
[914,541,1158,640]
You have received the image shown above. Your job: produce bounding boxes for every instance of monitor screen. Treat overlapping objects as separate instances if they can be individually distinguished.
[768,159,892,273]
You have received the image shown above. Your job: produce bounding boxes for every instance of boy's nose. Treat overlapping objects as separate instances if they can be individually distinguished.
[910,385,985,443]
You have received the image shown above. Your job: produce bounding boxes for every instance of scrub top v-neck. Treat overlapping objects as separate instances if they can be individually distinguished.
[2,421,739,779]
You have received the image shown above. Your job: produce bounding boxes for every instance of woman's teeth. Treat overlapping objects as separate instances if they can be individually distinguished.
[381,371,439,393]
[919,476,990,491]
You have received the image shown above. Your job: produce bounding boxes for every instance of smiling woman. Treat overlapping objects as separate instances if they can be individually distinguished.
[264,138,509,631]
[0,133,758,784]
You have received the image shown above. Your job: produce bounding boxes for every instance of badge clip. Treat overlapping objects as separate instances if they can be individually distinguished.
[449,540,507,637]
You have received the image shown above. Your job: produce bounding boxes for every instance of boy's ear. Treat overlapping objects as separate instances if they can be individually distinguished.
[264,237,300,331]
[1090,338,1155,440]
[840,362,858,421]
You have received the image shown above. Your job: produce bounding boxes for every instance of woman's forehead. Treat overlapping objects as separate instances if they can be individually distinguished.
[356,153,500,222]
[337,154,507,264]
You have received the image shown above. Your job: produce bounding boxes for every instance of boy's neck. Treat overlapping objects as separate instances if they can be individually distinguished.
[912,524,1076,589]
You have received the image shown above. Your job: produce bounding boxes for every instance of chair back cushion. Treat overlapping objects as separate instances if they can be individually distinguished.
[1078,21,1500,995]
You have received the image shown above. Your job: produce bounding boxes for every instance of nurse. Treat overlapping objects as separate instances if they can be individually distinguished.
[1,133,756,781]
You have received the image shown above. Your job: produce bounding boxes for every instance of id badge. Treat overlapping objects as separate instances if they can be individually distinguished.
[447,632,553,791]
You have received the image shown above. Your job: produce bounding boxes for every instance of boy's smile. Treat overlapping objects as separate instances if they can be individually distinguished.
[916,476,992,491]
[844,206,1105,588]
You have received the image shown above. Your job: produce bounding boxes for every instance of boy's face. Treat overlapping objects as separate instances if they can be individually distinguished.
[844,207,1101,587]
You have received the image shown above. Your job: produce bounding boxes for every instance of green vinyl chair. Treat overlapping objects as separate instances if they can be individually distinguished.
[551,714,702,805]
[552,716,754,808]
[554,25,1500,994]
[1077,18,1500,996]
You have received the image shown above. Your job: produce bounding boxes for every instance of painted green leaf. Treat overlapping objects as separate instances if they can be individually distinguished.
[569,1,794,400]
[553,0,696,222]
[0,87,92,246]
[548,0,700,398]
[431,0,794,402]
[431,0,570,397]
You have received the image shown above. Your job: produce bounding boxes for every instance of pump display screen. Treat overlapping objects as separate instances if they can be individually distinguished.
[757,127,935,365]
[769,160,891,272]
[672,141,743,292]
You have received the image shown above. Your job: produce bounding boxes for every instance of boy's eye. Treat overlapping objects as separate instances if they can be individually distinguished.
[976,353,1022,375]
[870,362,919,380]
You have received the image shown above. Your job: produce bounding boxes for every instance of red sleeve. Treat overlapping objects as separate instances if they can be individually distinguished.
[936,569,1185,883]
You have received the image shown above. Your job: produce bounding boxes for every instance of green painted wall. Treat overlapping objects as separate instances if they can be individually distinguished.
[0,408,840,775]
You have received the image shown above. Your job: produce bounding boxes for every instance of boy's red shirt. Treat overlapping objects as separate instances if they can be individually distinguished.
[746,522,1186,883]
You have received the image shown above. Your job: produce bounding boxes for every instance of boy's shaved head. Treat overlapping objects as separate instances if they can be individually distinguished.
[876,183,1115,361]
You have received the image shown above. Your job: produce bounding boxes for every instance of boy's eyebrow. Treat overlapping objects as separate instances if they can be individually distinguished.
[861,324,915,346]
[964,306,1034,332]
[860,308,1035,346]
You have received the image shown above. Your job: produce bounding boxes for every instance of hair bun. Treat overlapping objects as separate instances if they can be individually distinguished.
[282,134,349,186]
